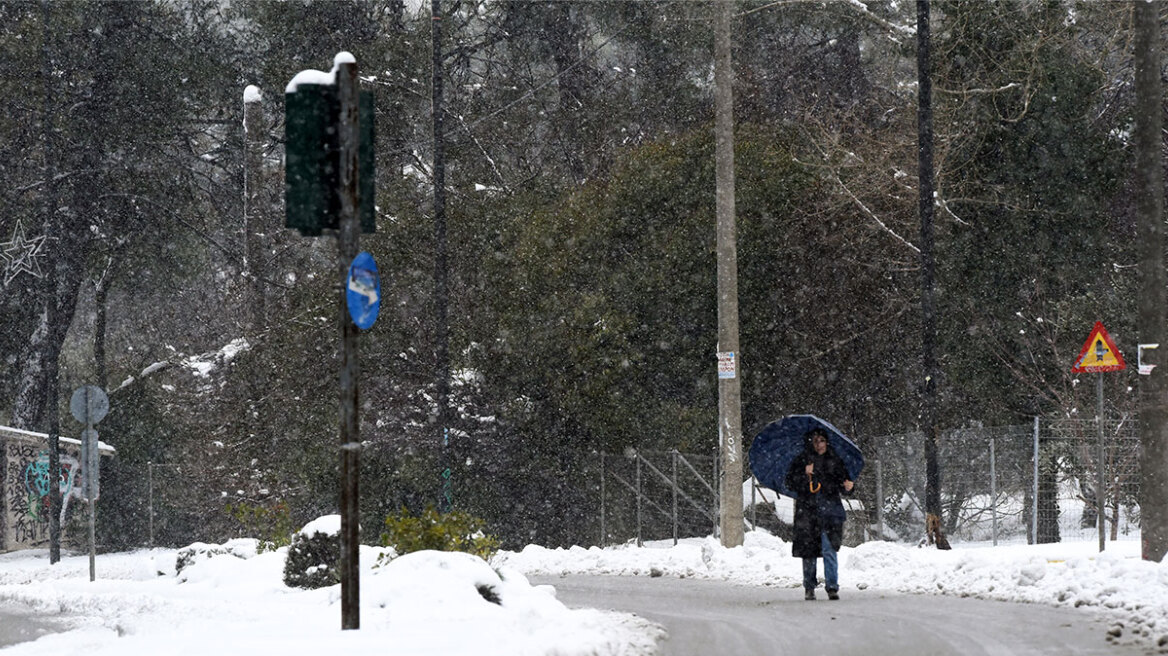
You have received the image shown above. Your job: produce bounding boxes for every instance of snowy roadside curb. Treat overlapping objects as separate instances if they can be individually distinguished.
[0,544,664,656]
[496,532,1166,650]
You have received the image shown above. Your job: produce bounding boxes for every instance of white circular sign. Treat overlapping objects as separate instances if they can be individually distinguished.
[70,385,109,425]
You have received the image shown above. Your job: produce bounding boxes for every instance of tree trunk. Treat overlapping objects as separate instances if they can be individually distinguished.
[1036,448,1061,543]
[432,0,452,512]
[1134,0,1168,563]
[244,88,267,334]
[916,0,949,550]
[94,275,108,390]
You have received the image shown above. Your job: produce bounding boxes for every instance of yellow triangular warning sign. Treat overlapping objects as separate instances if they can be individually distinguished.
[1072,321,1126,373]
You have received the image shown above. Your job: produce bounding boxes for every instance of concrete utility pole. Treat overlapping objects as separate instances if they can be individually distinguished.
[714,0,744,548]
[1134,0,1168,562]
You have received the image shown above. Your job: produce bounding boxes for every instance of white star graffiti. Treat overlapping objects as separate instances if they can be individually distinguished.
[1,219,49,287]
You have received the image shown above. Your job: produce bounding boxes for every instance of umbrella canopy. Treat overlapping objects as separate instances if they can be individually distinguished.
[748,414,864,499]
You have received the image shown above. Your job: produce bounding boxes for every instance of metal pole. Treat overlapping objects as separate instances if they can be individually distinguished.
[599,451,606,547]
[635,455,643,547]
[750,476,757,531]
[875,459,884,540]
[713,449,720,539]
[86,421,95,581]
[990,435,997,546]
[1032,416,1039,545]
[672,450,679,545]
[336,57,362,630]
[148,462,154,548]
[1097,373,1105,552]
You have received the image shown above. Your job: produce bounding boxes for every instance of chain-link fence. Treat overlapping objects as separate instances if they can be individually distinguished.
[871,419,1139,545]
[1039,418,1140,544]
[599,417,1142,548]
[867,423,1035,544]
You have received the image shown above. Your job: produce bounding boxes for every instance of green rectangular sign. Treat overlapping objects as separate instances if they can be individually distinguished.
[285,84,376,237]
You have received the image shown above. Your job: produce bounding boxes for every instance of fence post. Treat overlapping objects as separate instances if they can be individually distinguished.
[713,448,720,539]
[875,459,883,540]
[635,452,644,543]
[1031,416,1039,545]
[1096,373,1106,553]
[750,476,757,532]
[672,450,679,545]
[148,462,154,548]
[635,454,643,547]
[599,451,606,548]
[990,434,998,546]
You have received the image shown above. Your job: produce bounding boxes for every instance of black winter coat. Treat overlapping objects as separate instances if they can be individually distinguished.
[785,446,852,558]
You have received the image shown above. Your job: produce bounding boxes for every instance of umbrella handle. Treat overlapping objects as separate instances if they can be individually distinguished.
[809,478,821,494]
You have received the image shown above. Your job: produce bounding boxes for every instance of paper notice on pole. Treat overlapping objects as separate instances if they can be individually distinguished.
[717,351,736,379]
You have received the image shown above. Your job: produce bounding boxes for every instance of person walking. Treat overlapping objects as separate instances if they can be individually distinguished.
[785,427,854,600]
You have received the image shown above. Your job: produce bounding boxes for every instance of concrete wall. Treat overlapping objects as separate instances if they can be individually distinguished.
[0,426,115,552]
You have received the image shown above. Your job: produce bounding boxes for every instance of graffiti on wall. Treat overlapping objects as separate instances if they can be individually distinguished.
[5,441,87,546]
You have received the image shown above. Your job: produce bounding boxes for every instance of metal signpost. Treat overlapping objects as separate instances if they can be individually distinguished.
[69,384,108,582]
[1071,321,1126,553]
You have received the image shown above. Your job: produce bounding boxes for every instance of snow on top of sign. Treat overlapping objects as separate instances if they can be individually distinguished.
[285,69,332,93]
[244,85,262,104]
[285,51,357,93]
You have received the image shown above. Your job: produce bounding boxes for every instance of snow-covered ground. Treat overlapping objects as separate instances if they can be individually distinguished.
[0,527,1162,655]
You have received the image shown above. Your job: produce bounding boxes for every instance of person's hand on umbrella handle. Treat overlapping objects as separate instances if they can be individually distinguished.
[843,480,854,492]
[805,463,814,476]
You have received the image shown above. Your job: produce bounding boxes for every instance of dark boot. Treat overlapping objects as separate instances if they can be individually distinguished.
[827,589,840,600]
[804,589,816,601]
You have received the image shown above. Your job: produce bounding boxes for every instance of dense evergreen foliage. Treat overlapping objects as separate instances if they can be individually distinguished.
[0,0,1151,549]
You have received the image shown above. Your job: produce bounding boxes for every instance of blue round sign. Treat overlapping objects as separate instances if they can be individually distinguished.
[346,251,380,330]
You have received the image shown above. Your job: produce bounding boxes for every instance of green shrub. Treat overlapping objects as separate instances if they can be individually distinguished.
[175,543,229,575]
[283,525,340,590]
[378,506,500,564]
[226,501,295,553]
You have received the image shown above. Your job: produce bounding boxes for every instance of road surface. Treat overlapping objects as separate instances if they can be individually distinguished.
[534,575,1145,656]
[0,606,68,648]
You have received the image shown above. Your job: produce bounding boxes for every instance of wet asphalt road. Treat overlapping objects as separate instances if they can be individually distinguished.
[0,606,68,648]
[534,574,1151,656]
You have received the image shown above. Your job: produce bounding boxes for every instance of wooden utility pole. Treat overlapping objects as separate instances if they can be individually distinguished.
[336,58,362,631]
[432,0,453,512]
[916,0,949,550]
[1134,0,1168,562]
[714,0,744,548]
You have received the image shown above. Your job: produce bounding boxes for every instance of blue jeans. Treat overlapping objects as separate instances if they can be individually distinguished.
[802,530,839,591]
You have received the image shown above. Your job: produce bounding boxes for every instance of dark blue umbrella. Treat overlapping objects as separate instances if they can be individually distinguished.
[748,414,864,498]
